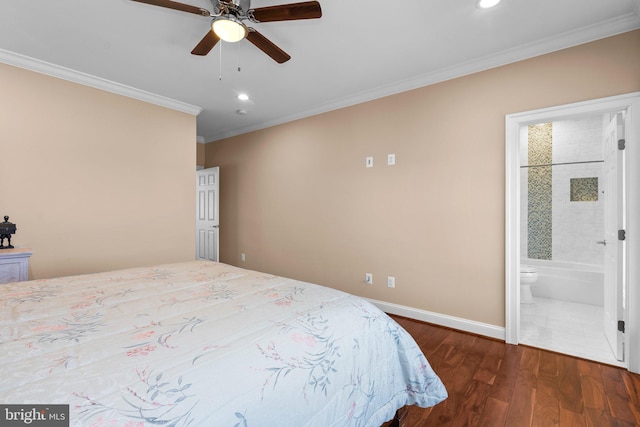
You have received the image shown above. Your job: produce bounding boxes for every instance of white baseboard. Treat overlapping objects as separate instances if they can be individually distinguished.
[368,298,506,341]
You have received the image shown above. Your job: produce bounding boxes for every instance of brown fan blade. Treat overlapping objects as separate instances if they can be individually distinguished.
[131,0,210,16]
[246,30,291,63]
[191,30,220,56]
[250,1,321,22]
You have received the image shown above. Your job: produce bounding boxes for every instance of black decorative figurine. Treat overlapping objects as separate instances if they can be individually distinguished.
[0,216,16,249]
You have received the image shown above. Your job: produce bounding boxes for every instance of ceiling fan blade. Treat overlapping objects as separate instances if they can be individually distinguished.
[131,0,210,16]
[191,30,220,55]
[250,1,322,22]
[246,30,291,63]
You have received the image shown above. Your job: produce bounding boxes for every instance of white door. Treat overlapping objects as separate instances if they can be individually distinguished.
[196,167,219,262]
[603,112,625,361]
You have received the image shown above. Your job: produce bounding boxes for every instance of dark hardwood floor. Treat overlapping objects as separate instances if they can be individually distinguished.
[388,315,640,426]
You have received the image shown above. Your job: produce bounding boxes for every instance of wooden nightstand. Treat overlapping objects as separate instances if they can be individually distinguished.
[0,248,32,284]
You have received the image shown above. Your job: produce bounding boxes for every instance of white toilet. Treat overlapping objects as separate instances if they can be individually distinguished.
[520,265,538,304]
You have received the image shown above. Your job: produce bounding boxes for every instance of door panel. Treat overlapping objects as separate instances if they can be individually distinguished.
[208,190,216,221]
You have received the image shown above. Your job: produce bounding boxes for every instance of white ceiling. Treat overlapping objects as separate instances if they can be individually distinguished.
[1,0,639,142]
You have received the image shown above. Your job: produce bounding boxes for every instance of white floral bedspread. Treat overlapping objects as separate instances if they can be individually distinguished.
[1,261,446,426]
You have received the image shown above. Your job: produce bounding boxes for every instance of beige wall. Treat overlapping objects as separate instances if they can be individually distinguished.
[205,30,640,327]
[1,63,197,279]
[197,142,206,168]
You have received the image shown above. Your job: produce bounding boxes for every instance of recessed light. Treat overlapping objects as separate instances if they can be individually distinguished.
[237,93,249,101]
[478,0,501,8]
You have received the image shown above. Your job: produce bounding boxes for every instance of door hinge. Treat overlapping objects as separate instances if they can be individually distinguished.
[618,320,625,333]
[618,229,626,241]
[618,139,626,150]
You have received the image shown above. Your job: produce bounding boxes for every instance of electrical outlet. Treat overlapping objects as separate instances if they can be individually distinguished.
[365,273,373,285]
[387,276,395,288]
[387,153,396,165]
[241,253,246,262]
[366,156,373,168]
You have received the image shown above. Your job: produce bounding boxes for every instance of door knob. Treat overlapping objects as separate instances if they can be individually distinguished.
[595,240,606,246]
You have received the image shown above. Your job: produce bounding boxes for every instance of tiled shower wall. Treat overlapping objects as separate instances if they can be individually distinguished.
[520,116,605,266]
[552,116,604,265]
[527,123,553,260]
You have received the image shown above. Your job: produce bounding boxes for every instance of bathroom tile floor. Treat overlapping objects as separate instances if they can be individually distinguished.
[520,296,625,367]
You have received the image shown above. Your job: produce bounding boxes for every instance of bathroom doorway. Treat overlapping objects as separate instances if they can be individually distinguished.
[519,114,621,366]
[505,92,640,373]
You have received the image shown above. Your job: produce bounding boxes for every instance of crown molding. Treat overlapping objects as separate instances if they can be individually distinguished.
[0,49,202,116]
[202,14,640,142]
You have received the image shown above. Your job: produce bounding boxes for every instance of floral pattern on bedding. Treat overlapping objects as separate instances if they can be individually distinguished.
[1,261,446,426]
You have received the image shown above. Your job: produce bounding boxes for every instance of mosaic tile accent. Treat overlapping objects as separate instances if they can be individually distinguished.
[570,177,598,201]
[527,123,552,260]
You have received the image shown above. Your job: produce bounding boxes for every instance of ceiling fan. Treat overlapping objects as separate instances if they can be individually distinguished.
[131,0,322,63]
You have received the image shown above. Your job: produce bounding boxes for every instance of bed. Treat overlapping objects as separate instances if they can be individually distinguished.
[1,261,447,426]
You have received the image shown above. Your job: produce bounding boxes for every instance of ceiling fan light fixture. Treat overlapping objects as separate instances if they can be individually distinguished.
[212,16,247,42]
[478,0,501,8]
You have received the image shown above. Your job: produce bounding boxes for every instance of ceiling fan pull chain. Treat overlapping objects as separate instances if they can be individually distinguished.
[235,40,241,73]
[219,41,223,80]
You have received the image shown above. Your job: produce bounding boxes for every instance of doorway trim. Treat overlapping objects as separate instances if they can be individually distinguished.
[505,92,640,373]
